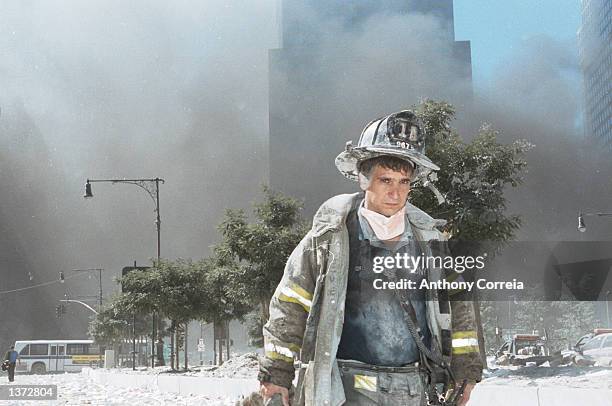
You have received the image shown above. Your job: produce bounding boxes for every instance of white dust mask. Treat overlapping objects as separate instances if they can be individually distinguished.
[359,203,406,240]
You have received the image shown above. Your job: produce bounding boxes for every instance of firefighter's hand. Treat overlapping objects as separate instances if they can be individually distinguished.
[260,382,290,406]
[458,383,475,406]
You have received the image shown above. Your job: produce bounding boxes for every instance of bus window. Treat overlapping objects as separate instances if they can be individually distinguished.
[67,344,89,355]
[19,345,30,356]
[30,344,49,356]
[51,346,56,355]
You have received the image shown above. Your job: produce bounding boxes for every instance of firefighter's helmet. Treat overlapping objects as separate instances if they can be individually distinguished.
[335,110,439,183]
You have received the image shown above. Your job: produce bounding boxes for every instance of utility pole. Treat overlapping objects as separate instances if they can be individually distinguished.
[84,177,165,368]
[606,290,611,328]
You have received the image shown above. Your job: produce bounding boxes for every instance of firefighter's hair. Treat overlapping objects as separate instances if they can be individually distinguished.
[358,156,415,179]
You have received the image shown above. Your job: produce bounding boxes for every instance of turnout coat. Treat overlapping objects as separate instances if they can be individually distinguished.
[259,193,483,406]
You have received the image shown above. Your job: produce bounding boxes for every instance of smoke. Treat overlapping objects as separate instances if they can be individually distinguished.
[268,2,472,209]
[0,0,277,343]
[472,35,612,241]
[0,1,604,344]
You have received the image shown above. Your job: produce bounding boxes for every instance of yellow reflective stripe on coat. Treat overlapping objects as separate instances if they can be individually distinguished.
[264,342,300,364]
[354,375,377,392]
[277,283,313,312]
[451,330,479,354]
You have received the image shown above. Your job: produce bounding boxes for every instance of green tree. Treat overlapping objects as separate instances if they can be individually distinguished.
[89,305,130,349]
[117,261,206,370]
[412,100,532,243]
[89,298,156,366]
[411,100,533,363]
[214,187,307,344]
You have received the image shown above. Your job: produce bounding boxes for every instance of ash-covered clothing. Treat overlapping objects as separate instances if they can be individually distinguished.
[338,360,427,406]
[259,193,483,406]
[337,204,430,366]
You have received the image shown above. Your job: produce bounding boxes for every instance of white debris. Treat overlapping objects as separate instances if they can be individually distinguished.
[188,352,259,379]
[0,371,239,405]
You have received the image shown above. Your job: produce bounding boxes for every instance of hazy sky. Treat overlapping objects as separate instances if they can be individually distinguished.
[455,0,581,85]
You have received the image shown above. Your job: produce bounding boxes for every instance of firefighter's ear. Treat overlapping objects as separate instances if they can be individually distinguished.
[358,173,370,191]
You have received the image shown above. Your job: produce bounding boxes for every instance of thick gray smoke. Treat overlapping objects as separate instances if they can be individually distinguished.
[0,1,602,347]
[0,0,277,344]
[473,35,611,242]
[268,3,472,211]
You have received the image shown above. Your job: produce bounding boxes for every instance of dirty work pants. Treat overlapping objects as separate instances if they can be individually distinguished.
[338,360,427,406]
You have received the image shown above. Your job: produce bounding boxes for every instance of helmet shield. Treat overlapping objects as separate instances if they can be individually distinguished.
[336,110,439,182]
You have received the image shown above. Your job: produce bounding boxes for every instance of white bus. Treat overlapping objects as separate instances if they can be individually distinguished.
[14,340,102,374]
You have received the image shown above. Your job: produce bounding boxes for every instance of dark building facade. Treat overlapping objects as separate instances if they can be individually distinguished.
[268,0,473,213]
[578,0,612,145]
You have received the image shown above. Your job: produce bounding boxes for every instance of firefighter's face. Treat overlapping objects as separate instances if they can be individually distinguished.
[364,165,411,216]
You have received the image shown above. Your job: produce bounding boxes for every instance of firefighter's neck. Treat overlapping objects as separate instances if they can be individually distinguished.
[361,200,406,242]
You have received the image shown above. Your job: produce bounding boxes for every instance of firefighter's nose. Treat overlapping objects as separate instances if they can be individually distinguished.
[388,189,400,201]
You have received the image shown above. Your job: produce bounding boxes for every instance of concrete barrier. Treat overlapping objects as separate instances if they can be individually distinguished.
[469,384,612,405]
[85,369,259,398]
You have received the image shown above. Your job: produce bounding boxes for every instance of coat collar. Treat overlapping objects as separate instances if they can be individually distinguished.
[311,192,445,238]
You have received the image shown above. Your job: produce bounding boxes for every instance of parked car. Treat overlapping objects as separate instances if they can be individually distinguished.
[579,331,612,366]
[495,334,560,366]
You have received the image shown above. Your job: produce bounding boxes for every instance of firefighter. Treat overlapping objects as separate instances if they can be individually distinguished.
[259,110,482,405]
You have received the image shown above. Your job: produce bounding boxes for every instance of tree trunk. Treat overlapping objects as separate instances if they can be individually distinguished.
[156,335,165,366]
[213,323,217,366]
[474,294,487,367]
[261,297,270,321]
[226,321,230,361]
[170,320,175,370]
[175,327,180,370]
[184,323,188,370]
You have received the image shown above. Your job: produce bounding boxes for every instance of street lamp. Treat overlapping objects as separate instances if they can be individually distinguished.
[84,178,163,261]
[577,212,612,327]
[577,211,612,232]
[83,177,164,368]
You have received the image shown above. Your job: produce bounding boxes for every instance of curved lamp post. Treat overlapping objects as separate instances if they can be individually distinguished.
[84,177,164,368]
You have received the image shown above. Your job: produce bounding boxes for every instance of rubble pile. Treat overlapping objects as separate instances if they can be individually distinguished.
[194,352,260,379]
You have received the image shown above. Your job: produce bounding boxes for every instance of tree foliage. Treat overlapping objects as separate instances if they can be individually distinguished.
[214,186,307,320]
[412,100,533,245]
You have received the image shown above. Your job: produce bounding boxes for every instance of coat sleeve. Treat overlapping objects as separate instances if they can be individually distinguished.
[434,237,483,383]
[259,232,318,389]
[449,299,484,383]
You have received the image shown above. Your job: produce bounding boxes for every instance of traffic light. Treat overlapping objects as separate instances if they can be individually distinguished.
[55,304,67,318]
